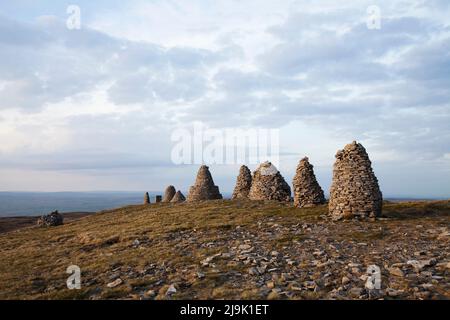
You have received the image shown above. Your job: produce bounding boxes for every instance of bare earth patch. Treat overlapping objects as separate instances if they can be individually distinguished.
[0,200,448,300]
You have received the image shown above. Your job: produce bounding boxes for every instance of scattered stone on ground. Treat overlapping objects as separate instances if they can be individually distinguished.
[107,278,123,288]
[2,200,449,300]
[248,162,291,202]
[163,186,176,203]
[37,210,63,227]
[232,165,252,200]
[187,166,223,201]
[166,284,177,296]
[329,141,383,220]
[292,157,326,208]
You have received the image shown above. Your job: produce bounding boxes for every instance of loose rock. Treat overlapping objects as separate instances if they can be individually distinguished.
[389,267,404,277]
[166,284,177,295]
[107,278,123,288]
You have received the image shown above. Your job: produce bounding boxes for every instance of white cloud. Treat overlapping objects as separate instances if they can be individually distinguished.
[0,1,449,196]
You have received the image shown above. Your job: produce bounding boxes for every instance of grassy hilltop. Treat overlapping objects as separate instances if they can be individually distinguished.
[0,200,448,300]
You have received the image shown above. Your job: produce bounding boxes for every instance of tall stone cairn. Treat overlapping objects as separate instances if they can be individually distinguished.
[329,141,383,220]
[162,185,176,202]
[292,157,326,208]
[171,191,186,203]
[187,165,223,201]
[144,192,151,204]
[232,165,252,199]
[248,161,291,202]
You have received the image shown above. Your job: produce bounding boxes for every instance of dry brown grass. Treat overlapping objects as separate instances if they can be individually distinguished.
[0,199,448,300]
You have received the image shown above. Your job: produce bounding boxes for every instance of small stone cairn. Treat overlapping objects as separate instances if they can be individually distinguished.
[171,191,186,203]
[329,141,383,220]
[187,165,223,201]
[292,157,326,207]
[37,210,63,227]
[248,161,291,201]
[144,192,151,204]
[232,165,252,199]
[162,186,176,202]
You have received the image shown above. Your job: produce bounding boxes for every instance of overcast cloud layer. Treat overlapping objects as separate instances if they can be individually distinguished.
[0,0,449,197]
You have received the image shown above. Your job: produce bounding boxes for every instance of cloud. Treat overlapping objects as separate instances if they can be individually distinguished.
[0,1,449,195]
[0,14,232,110]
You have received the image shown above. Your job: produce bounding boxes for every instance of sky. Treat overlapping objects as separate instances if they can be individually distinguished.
[0,0,449,198]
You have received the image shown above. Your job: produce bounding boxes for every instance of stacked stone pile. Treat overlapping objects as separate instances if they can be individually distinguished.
[329,141,382,220]
[162,186,176,202]
[292,157,326,207]
[144,192,151,204]
[171,191,186,203]
[248,162,291,202]
[37,210,63,227]
[187,165,223,201]
[232,165,252,199]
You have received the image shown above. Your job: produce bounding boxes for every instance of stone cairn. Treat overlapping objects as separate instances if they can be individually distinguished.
[329,141,383,220]
[162,185,176,202]
[187,165,223,201]
[37,210,63,227]
[171,191,186,203]
[292,157,326,208]
[248,161,291,201]
[232,165,252,199]
[144,192,151,204]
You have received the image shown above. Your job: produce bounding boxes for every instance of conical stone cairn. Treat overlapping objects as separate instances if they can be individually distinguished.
[144,192,151,204]
[187,165,223,201]
[171,191,186,203]
[293,157,326,208]
[248,161,291,201]
[329,141,383,220]
[162,185,176,202]
[232,165,252,199]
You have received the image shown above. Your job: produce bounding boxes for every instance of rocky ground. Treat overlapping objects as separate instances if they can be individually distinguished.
[0,200,448,300]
